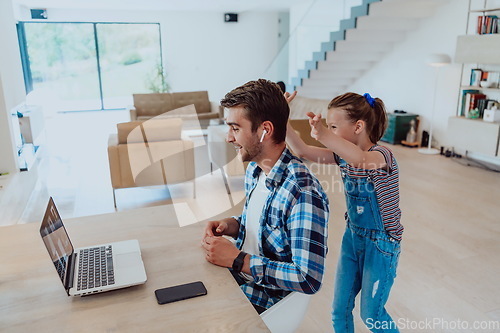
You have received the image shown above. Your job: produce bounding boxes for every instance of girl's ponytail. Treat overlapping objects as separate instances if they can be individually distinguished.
[370,97,388,143]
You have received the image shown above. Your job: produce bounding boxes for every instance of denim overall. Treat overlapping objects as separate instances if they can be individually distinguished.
[332,158,401,333]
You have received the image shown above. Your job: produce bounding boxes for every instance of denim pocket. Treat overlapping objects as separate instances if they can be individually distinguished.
[345,193,377,228]
[373,236,400,258]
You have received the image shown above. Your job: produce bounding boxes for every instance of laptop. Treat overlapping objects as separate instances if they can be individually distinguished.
[40,197,147,296]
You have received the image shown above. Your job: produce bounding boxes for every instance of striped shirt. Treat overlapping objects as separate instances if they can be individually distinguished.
[334,145,403,241]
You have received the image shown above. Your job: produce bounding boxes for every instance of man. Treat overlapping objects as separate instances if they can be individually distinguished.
[201,79,329,313]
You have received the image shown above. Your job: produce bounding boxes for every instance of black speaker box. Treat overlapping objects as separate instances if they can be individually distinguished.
[31,9,47,19]
[224,13,238,22]
[421,130,429,148]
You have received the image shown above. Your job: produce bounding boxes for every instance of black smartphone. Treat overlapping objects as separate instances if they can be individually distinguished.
[155,281,207,305]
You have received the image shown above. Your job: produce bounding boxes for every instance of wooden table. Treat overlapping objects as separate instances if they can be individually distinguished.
[0,204,268,332]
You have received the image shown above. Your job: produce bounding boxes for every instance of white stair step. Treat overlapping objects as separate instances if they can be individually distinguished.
[296,87,345,100]
[309,70,364,80]
[317,61,374,71]
[355,16,419,31]
[302,78,355,88]
[345,29,407,43]
[299,88,348,97]
[334,40,393,53]
[325,51,385,62]
[368,0,441,18]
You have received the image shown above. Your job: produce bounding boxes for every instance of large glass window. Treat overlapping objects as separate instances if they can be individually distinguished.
[19,22,162,111]
[97,23,162,109]
[23,23,101,111]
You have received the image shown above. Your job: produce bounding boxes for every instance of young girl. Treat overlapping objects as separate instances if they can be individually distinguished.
[285,92,402,333]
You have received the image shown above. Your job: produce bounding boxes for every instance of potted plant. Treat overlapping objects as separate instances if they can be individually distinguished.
[146,63,171,93]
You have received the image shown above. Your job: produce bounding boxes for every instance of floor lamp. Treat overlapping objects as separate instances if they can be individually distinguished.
[418,53,451,155]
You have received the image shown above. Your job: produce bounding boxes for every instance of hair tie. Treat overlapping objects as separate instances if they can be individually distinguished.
[363,93,375,108]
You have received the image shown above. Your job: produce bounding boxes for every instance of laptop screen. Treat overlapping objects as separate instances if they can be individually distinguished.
[40,197,74,287]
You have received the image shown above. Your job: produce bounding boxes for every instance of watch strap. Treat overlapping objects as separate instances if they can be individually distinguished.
[232,251,247,273]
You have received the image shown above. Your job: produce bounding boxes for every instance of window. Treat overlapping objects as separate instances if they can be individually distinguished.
[18,22,162,111]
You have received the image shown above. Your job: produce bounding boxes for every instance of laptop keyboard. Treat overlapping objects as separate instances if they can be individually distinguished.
[77,246,115,291]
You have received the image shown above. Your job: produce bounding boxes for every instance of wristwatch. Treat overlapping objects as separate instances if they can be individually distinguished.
[232,251,247,273]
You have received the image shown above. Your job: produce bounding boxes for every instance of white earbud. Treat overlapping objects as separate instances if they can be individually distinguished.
[260,129,267,143]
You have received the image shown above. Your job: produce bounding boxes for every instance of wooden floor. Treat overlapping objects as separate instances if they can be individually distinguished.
[4,110,500,332]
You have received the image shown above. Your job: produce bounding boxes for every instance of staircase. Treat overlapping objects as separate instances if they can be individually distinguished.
[292,0,447,99]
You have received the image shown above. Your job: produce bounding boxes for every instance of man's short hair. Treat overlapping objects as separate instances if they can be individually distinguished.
[220,79,289,143]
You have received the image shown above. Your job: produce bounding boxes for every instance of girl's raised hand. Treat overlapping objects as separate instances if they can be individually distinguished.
[284,90,297,104]
[306,112,327,141]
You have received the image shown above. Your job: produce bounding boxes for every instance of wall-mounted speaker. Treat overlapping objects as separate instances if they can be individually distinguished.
[30,9,47,19]
[224,13,238,23]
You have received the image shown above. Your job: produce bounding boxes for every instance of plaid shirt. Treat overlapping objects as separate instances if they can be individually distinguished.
[232,148,329,309]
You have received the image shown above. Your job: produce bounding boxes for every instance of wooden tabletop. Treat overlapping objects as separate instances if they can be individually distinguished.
[0,204,268,332]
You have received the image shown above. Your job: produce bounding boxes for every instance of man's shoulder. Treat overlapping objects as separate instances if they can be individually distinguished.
[283,156,325,195]
[285,152,314,176]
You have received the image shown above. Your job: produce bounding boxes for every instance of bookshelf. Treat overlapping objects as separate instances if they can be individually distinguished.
[460,85,500,91]
[450,1,500,156]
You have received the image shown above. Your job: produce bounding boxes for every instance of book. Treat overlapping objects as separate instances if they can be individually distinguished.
[477,15,499,34]
[477,98,488,117]
[477,15,484,34]
[469,93,487,116]
[461,89,479,117]
[470,68,482,86]
[490,16,498,33]
[481,71,489,81]
[464,93,473,118]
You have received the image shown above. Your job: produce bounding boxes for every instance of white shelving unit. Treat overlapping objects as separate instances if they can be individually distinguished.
[449,1,500,157]
[460,85,500,92]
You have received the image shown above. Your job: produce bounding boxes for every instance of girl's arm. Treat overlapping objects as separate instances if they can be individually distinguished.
[308,113,387,170]
[286,122,336,164]
[284,91,335,164]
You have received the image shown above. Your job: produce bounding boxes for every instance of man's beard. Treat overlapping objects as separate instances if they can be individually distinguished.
[239,136,262,162]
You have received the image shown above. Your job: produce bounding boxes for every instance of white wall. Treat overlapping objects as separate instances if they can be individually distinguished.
[267,12,290,83]
[16,7,281,101]
[347,0,469,147]
[0,0,26,173]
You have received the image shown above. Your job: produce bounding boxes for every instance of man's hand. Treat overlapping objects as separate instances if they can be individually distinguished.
[203,220,229,238]
[201,236,240,268]
[284,91,297,104]
[307,112,328,142]
[202,218,239,241]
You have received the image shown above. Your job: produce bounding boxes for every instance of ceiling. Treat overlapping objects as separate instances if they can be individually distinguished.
[13,0,309,12]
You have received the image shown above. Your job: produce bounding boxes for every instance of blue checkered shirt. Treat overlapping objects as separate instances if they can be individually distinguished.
[232,148,329,309]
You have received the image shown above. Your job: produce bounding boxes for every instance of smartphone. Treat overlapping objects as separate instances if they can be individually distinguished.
[155,281,207,305]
